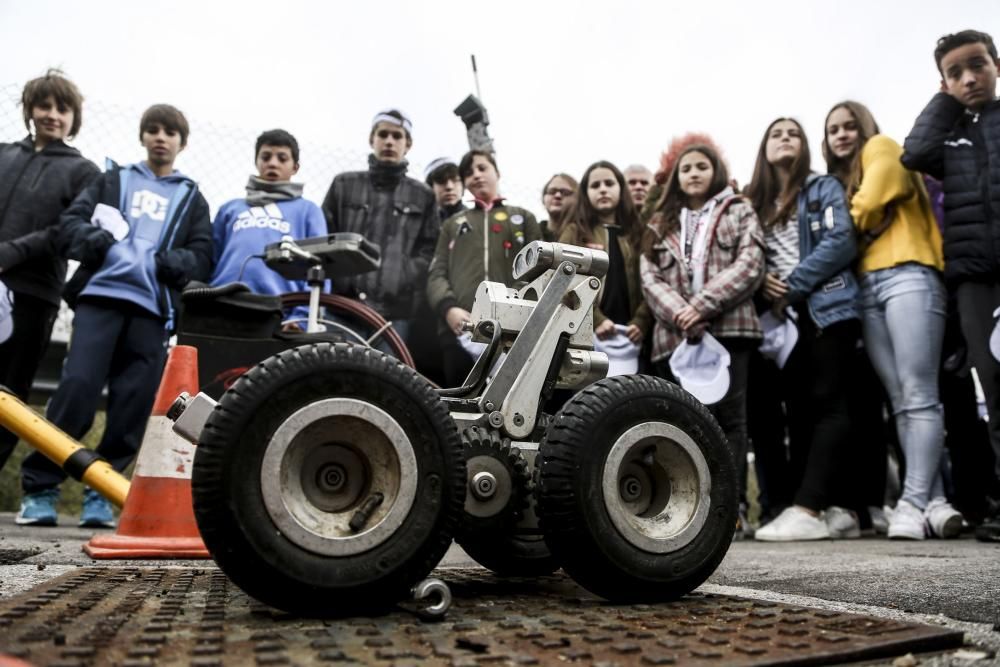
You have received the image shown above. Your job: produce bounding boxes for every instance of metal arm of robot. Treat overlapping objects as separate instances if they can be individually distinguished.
[468,242,611,440]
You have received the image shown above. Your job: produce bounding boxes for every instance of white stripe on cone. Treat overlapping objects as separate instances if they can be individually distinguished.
[133,416,196,480]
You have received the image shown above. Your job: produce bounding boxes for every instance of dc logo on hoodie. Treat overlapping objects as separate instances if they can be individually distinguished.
[131,190,169,222]
[232,204,291,234]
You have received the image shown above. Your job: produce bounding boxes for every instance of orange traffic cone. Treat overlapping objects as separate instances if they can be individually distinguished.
[83,345,210,559]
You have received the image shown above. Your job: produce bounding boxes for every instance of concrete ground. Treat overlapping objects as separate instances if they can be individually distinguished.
[1,513,998,664]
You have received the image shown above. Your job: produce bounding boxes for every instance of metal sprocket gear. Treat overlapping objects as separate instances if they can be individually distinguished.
[458,425,531,537]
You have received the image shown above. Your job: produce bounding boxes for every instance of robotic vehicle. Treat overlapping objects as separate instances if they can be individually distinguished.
[170,238,737,615]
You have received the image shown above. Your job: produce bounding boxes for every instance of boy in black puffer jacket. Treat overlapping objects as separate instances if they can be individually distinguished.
[902,29,1000,541]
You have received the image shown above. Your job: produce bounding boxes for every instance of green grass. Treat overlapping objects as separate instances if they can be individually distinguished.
[0,405,106,514]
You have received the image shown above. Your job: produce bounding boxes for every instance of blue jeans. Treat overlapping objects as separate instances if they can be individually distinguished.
[859,263,946,509]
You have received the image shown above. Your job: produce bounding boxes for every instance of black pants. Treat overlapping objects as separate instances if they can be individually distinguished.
[655,338,753,501]
[21,299,168,493]
[439,330,475,389]
[784,310,860,511]
[0,292,58,472]
[955,281,1000,480]
[747,349,792,520]
[849,346,893,512]
[941,367,999,519]
[408,302,446,387]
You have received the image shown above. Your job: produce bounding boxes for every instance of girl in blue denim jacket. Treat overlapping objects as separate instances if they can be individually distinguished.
[745,118,862,541]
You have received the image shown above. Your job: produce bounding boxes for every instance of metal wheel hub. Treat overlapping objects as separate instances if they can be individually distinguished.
[464,455,513,517]
[601,422,711,553]
[302,445,366,512]
[261,398,418,556]
[471,471,499,500]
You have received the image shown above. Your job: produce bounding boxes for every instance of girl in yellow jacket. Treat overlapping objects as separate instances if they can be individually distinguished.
[823,100,960,540]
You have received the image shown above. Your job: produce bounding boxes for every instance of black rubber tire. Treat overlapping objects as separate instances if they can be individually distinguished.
[191,342,464,615]
[459,530,560,577]
[536,374,736,602]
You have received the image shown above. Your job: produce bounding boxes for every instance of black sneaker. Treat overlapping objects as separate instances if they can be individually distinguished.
[974,498,1000,543]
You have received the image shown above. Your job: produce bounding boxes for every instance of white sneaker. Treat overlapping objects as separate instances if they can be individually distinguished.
[825,506,861,539]
[755,506,830,542]
[888,500,926,540]
[924,497,962,539]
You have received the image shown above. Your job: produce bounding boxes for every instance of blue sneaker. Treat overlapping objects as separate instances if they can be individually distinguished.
[79,489,116,528]
[15,489,60,526]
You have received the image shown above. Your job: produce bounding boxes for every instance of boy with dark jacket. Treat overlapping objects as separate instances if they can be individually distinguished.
[17,104,212,527]
[0,70,99,472]
[321,110,438,344]
[902,29,1000,541]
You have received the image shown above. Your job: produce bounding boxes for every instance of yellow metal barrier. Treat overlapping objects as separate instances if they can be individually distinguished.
[0,390,130,507]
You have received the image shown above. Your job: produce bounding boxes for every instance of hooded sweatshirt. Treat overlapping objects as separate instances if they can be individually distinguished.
[210,197,327,296]
[59,161,212,329]
[0,136,99,305]
[81,162,198,316]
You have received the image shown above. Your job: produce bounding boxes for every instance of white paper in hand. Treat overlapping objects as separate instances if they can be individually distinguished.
[91,203,129,241]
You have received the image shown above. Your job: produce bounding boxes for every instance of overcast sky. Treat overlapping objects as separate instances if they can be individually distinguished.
[2,0,999,213]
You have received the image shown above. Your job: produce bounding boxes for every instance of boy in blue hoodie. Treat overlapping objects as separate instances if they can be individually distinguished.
[16,104,212,527]
[209,128,326,324]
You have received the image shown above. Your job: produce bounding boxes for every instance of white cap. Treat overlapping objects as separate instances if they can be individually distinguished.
[758,309,798,369]
[424,157,456,180]
[990,306,1000,364]
[0,280,13,344]
[669,332,731,405]
[594,324,640,376]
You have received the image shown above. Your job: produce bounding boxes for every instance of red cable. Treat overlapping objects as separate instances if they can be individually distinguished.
[279,292,415,368]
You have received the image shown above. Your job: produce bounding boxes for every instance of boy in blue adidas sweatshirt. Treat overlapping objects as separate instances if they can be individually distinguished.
[210,129,326,325]
[17,104,212,528]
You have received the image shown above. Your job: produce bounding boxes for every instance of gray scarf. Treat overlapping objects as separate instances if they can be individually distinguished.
[245,175,304,206]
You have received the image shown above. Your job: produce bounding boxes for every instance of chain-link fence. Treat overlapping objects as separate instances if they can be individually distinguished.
[0,82,544,344]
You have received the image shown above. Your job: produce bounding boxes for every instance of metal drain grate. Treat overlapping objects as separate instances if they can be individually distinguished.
[0,567,962,666]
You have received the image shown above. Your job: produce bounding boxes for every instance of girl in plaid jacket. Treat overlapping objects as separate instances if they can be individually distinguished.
[640,138,765,519]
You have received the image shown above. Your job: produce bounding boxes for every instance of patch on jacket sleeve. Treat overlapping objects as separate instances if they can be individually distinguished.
[822,275,846,292]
